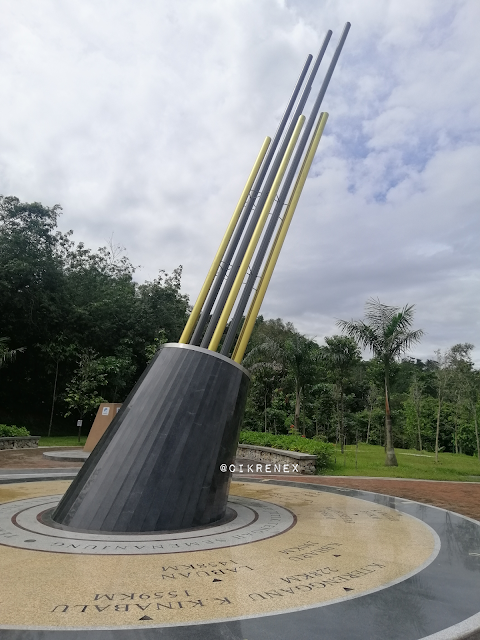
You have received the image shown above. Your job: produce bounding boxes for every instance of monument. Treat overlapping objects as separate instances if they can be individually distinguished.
[2,22,480,640]
[51,23,350,534]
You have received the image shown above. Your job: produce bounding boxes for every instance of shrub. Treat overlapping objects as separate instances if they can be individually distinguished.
[238,430,334,472]
[0,424,31,437]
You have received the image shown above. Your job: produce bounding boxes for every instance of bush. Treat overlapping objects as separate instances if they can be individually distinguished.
[238,430,335,473]
[0,424,31,437]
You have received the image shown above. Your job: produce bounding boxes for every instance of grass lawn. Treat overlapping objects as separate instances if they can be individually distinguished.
[327,442,480,482]
[39,436,87,447]
[37,438,480,482]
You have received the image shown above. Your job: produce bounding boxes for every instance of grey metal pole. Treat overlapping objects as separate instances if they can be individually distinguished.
[189,54,313,346]
[221,22,351,356]
[198,31,333,349]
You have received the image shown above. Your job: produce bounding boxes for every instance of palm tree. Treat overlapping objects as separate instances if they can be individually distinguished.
[337,298,423,466]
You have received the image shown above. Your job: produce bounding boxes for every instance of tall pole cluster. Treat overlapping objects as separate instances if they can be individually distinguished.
[51,23,352,534]
[179,23,351,362]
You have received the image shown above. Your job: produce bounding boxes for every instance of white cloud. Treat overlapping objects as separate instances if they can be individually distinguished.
[0,0,479,361]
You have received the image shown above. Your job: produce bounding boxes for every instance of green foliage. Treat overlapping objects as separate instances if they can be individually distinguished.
[63,349,108,418]
[238,430,335,471]
[354,406,384,445]
[145,329,169,361]
[2,195,480,464]
[243,319,322,436]
[337,298,423,467]
[0,196,189,433]
[137,268,189,347]
[240,310,480,472]
[320,335,361,451]
[0,424,30,437]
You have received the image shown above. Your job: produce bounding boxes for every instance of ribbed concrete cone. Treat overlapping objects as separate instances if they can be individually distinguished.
[52,344,250,532]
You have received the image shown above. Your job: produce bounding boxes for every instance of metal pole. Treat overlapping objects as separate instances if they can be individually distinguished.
[222,23,351,356]
[199,35,332,349]
[232,112,329,363]
[189,54,313,346]
[179,136,271,344]
[208,115,306,352]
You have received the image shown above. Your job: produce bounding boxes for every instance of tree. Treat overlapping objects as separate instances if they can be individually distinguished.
[39,337,77,437]
[64,349,108,439]
[320,335,361,452]
[338,298,423,466]
[433,349,451,462]
[136,267,189,346]
[266,388,290,435]
[365,382,380,444]
[145,328,168,362]
[0,195,191,432]
[470,371,480,460]
[283,334,319,435]
[0,196,68,346]
[446,344,480,459]
[305,382,335,439]
[246,358,280,432]
[243,322,319,435]
[409,373,424,451]
[242,323,287,433]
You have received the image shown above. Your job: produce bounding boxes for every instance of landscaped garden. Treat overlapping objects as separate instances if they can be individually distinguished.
[237,431,479,480]
[327,441,480,481]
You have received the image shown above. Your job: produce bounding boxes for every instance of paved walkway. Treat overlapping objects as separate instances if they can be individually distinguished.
[0,447,83,468]
[244,474,480,522]
[1,448,480,522]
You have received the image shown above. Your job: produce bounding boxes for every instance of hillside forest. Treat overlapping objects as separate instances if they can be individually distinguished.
[1,196,479,461]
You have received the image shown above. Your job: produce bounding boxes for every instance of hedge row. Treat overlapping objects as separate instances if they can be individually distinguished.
[238,430,334,472]
[0,424,31,437]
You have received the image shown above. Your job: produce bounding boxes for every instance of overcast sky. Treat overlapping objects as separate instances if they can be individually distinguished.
[1,0,479,362]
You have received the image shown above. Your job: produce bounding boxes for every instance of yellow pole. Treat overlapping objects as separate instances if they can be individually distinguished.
[178,136,271,344]
[208,115,306,352]
[232,112,329,363]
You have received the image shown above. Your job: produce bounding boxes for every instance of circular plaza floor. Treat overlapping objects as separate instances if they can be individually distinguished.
[0,471,479,639]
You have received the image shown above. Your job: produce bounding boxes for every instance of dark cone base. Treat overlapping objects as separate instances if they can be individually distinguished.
[52,344,250,532]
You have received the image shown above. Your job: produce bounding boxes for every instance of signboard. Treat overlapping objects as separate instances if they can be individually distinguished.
[84,403,123,452]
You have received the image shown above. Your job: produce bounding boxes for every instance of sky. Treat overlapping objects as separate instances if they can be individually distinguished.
[1,0,479,363]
